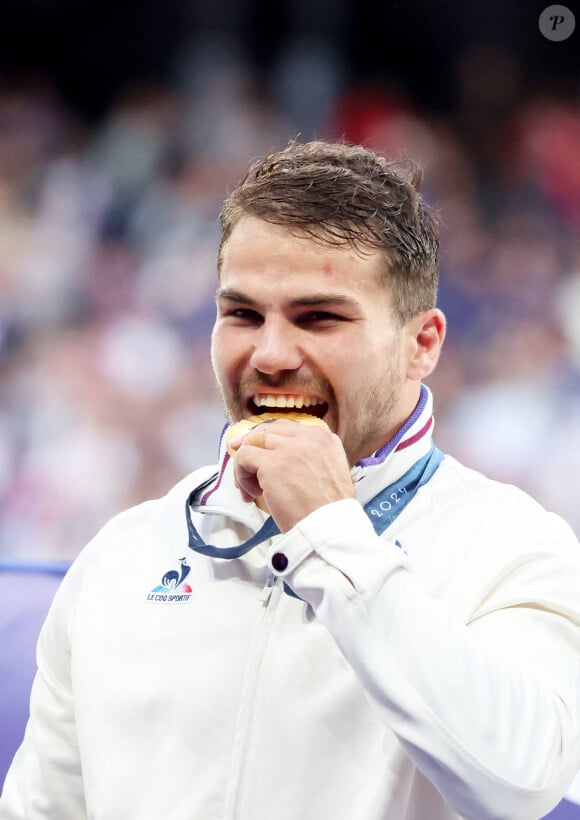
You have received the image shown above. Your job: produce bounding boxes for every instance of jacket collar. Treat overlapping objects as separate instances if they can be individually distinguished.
[350,384,435,506]
[199,384,435,517]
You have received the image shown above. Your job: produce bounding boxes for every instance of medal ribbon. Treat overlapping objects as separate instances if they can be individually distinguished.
[185,444,444,558]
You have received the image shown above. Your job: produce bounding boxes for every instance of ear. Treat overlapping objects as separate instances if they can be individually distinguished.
[405,309,446,381]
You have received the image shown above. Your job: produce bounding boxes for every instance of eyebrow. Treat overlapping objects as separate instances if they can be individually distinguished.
[215,288,360,310]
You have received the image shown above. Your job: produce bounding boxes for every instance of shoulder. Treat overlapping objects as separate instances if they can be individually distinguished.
[424,454,580,579]
[61,464,218,591]
[36,464,219,646]
[435,455,572,533]
[32,464,219,658]
[403,453,580,622]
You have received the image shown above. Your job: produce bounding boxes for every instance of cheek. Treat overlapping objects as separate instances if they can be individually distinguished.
[210,328,230,383]
[211,326,247,385]
[332,335,383,378]
[340,336,403,392]
[209,328,221,370]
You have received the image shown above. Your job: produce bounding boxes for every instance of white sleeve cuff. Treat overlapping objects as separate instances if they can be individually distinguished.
[267,498,408,598]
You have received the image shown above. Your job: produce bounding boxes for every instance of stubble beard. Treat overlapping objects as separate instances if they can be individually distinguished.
[339,378,401,465]
[213,379,402,469]
[212,349,404,466]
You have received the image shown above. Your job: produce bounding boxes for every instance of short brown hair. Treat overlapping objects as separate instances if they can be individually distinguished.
[218,140,440,324]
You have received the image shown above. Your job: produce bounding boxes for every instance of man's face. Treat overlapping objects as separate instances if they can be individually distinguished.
[211,216,421,465]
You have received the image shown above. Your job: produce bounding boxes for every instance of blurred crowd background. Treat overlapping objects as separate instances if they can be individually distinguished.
[0,0,579,562]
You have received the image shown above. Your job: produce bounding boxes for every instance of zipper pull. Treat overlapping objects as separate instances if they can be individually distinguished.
[258,570,276,602]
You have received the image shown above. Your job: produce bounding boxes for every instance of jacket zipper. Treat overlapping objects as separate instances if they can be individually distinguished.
[223,574,279,819]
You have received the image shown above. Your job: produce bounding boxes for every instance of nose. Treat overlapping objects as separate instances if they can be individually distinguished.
[249,317,303,375]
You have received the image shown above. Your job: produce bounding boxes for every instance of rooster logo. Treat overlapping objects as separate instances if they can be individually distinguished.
[150,557,193,595]
[161,557,191,590]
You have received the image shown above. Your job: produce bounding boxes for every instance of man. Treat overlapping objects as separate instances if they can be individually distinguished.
[2,140,580,819]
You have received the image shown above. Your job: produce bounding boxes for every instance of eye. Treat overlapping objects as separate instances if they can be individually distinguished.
[298,311,345,326]
[223,308,263,324]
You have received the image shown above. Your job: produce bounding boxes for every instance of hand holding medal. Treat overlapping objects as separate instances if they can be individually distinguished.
[226,412,354,531]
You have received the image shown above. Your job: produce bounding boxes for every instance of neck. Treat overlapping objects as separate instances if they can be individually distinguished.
[355,384,428,468]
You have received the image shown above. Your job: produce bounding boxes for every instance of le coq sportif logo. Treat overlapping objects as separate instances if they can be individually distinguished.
[147,556,193,603]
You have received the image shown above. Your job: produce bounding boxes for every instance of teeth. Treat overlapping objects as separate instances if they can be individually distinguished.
[254,394,324,409]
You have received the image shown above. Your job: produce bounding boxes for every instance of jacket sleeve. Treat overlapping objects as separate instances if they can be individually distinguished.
[267,497,580,820]
[0,553,88,819]
[0,488,168,819]
[0,469,215,818]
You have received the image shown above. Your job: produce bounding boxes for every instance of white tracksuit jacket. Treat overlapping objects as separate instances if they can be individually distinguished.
[2,389,580,820]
